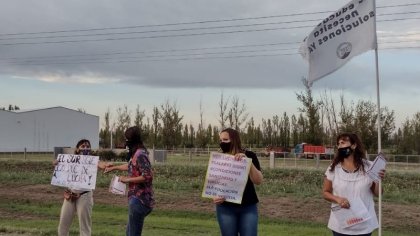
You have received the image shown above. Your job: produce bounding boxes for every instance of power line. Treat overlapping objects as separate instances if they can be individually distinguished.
[1,11,419,42]
[3,52,301,66]
[378,39,420,44]
[0,16,419,47]
[2,42,418,66]
[4,44,418,66]
[0,25,316,46]
[379,32,420,38]
[377,2,420,9]
[380,45,420,50]
[0,2,419,38]
[2,35,418,63]
[3,10,420,43]
[0,19,323,41]
[0,42,301,61]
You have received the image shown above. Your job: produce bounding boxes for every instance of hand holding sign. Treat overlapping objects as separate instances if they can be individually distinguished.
[51,154,99,190]
[366,154,387,183]
[202,152,252,204]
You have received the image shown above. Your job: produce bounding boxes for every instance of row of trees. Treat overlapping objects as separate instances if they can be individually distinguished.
[0,105,20,111]
[98,80,419,154]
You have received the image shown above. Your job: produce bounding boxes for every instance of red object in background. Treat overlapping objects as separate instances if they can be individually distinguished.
[303,145,325,154]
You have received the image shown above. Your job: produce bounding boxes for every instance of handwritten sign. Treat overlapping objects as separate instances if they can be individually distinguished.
[202,152,252,204]
[51,154,99,190]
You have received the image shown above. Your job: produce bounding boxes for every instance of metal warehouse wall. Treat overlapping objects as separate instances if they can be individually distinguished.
[0,107,99,152]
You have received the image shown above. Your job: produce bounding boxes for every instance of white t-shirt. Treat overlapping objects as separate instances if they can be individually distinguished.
[325,161,378,234]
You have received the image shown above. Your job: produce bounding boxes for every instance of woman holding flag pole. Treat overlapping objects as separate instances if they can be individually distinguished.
[300,0,385,233]
[322,133,385,236]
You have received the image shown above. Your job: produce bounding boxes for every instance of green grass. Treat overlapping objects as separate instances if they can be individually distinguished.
[0,200,417,236]
[0,159,420,235]
[1,159,420,203]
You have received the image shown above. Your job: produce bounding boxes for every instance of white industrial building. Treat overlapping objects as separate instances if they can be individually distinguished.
[0,106,99,152]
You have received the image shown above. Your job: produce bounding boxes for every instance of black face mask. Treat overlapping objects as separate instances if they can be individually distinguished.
[125,151,132,162]
[80,149,91,155]
[125,140,136,162]
[338,146,352,158]
[125,140,136,150]
[219,142,232,153]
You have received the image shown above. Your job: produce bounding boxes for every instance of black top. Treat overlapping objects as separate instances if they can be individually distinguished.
[222,150,261,206]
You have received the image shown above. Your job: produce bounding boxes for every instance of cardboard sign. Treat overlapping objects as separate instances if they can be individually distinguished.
[51,154,99,190]
[202,152,252,204]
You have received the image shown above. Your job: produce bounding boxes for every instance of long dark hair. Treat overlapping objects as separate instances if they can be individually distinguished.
[220,128,243,155]
[329,133,367,172]
[125,126,147,153]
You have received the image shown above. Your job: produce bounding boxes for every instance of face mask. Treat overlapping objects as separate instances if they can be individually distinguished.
[338,146,352,158]
[219,142,232,153]
[80,149,90,155]
[125,144,133,162]
[125,140,136,149]
[126,151,132,162]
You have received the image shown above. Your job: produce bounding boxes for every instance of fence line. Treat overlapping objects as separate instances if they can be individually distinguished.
[1,149,419,172]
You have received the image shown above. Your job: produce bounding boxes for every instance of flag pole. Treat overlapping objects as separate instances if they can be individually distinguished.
[373,0,382,235]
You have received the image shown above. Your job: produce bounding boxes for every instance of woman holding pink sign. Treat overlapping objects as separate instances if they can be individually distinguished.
[213,128,263,236]
[322,133,386,236]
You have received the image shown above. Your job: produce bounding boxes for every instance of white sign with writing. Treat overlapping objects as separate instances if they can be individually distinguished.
[51,154,99,190]
[202,152,252,204]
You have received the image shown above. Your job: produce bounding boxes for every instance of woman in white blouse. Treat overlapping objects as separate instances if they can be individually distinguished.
[322,133,385,236]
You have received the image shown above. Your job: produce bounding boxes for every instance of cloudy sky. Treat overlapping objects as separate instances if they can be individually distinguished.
[1,0,419,128]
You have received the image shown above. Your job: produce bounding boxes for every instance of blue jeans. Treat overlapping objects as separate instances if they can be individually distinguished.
[332,231,372,236]
[216,203,258,236]
[126,197,152,236]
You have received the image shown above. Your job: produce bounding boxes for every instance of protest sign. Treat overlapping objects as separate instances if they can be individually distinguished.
[202,152,252,204]
[51,154,99,190]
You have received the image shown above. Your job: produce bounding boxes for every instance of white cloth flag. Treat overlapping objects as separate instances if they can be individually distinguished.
[300,0,376,84]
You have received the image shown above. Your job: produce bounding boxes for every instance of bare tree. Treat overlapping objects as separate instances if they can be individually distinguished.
[160,100,183,149]
[339,95,355,132]
[290,114,299,146]
[229,95,249,131]
[296,78,322,145]
[320,90,339,145]
[134,105,148,142]
[115,105,131,148]
[151,106,160,148]
[280,112,291,148]
[196,99,210,148]
[99,108,111,148]
[218,91,229,129]
[134,105,146,129]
